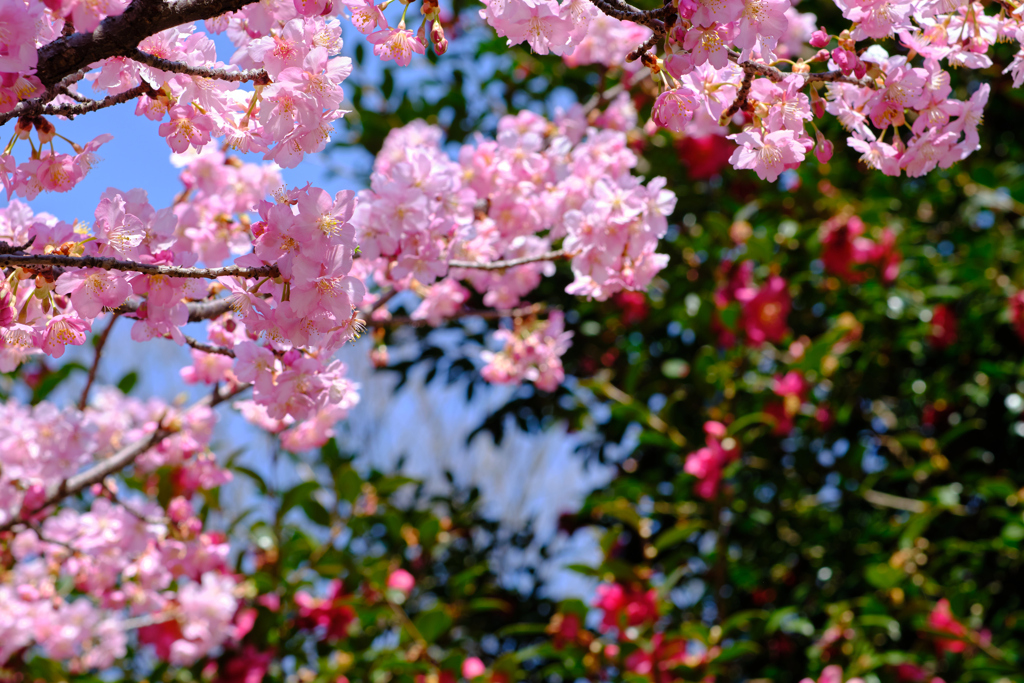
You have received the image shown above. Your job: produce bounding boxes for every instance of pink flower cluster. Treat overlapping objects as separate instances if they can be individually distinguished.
[352,111,676,305]
[480,311,574,392]
[684,420,741,499]
[593,582,659,633]
[0,150,365,425]
[820,214,900,284]
[713,263,793,348]
[0,392,241,670]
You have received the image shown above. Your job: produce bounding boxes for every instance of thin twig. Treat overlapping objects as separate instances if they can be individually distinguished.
[0,82,154,126]
[183,334,236,358]
[729,55,878,88]
[121,613,176,630]
[0,252,279,280]
[79,313,119,410]
[448,250,568,271]
[130,49,270,84]
[720,69,754,124]
[368,303,545,329]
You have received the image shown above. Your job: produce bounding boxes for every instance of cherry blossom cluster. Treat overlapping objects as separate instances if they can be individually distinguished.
[353,112,676,304]
[480,310,574,392]
[0,146,367,426]
[346,111,674,389]
[508,0,1010,180]
[0,389,243,671]
[1,0,356,201]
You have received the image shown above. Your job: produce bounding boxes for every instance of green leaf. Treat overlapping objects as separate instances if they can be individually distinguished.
[233,466,269,496]
[335,467,363,503]
[467,598,511,613]
[865,563,904,589]
[301,498,332,526]
[279,481,321,519]
[654,522,701,551]
[413,608,452,643]
[116,370,138,394]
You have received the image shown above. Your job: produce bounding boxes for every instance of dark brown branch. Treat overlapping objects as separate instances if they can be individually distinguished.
[0,252,279,279]
[0,236,36,255]
[113,296,236,322]
[0,83,155,126]
[720,69,754,124]
[0,383,250,532]
[448,250,568,271]
[183,334,236,358]
[731,56,878,88]
[627,34,661,64]
[369,303,545,329]
[130,49,270,84]
[35,0,262,88]
[79,314,119,410]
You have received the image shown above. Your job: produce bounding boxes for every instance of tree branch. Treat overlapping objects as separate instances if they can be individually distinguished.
[368,303,545,329]
[0,383,250,532]
[130,49,270,84]
[34,0,263,88]
[448,250,568,271]
[731,56,878,88]
[79,313,119,410]
[0,252,279,280]
[113,296,236,322]
[183,334,236,358]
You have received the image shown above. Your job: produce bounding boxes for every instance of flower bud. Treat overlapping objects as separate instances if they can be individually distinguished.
[14,116,32,139]
[430,20,448,55]
[387,569,415,596]
[809,26,830,48]
[462,658,486,680]
[664,52,695,78]
[34,116,55,144]
[0,280,15,328]
[371,344,389,368]
[814,129,834,163]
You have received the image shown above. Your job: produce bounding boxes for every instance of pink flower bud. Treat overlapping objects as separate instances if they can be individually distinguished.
[809,27,830,48]
[462,657,486,680]
[431,20,448,55]
[168,496,195,523]
[853,58,867,79]
[831,48,852,74]
[815,130,834,163]
[387,569,415,596]
[664,52,695,79]
[812,96,825,118]
[0,280,15,328]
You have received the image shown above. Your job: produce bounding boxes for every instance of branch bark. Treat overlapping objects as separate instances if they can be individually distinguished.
[448,249,568,271]
[0,252,279,280]
[35,0,262,88]
[130,49,270,84]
